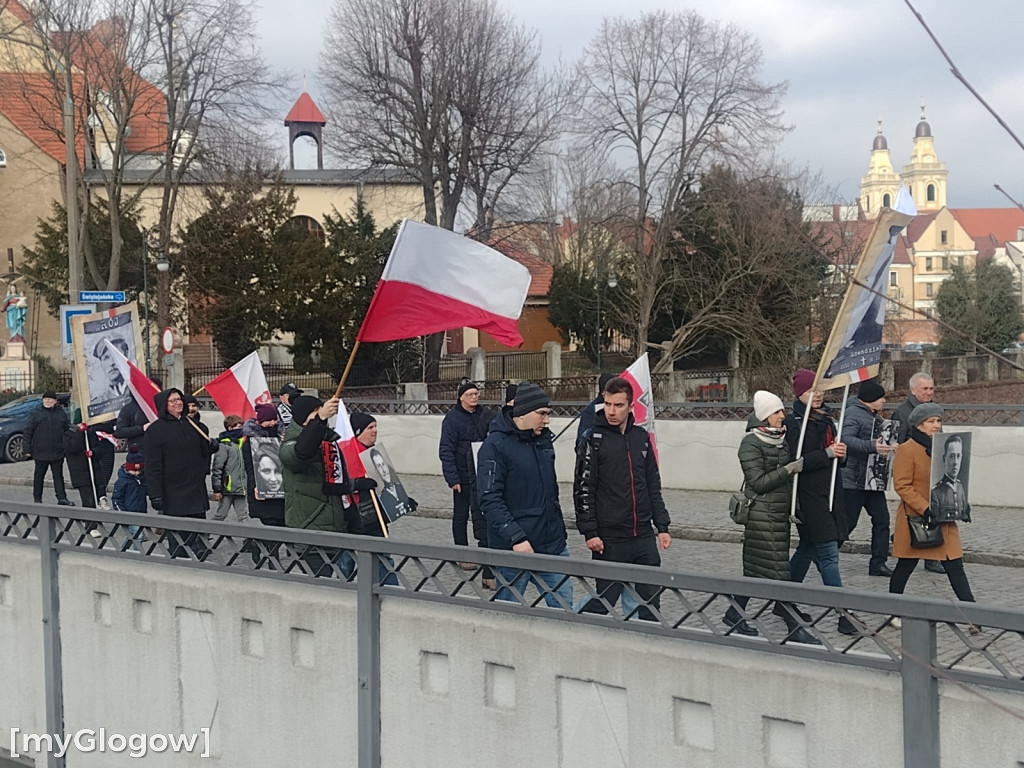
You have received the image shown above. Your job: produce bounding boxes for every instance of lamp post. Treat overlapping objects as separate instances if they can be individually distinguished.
[141,230,169,374]
[595,264,618,373]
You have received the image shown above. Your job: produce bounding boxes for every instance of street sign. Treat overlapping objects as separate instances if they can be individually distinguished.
[59,303,96,360]
[161,327,174,355]
[78,290,126,303]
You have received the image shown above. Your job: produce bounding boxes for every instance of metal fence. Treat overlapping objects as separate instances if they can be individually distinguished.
[2,503,1023,768]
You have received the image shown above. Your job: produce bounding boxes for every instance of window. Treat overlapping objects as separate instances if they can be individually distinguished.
[940,229,947,244]
[883,193,891,208]
[286,215,324,240]
[864,197,870,213]
[942,256,948,270]
[927,184,936,202]
[889,271,897,286]
[926,283,933,297]
[925,257,932,271]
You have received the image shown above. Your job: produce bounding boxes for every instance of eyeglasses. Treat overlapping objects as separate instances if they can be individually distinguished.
[167,396,183,403]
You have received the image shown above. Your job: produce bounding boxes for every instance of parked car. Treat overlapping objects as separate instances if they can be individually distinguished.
[1001,341,1024,354]
[0,393,72,463]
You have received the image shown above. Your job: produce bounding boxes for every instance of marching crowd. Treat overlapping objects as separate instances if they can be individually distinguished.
[22,367,978,635]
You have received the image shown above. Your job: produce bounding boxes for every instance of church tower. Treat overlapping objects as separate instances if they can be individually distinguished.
[284,89,327,170]
[901,104,947,212]
[859,120,901,217]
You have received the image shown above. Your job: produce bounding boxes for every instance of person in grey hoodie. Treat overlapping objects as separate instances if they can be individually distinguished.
[840,380,895,577]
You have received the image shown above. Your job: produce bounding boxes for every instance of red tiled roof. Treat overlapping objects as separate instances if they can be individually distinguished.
[488,241,552,297]
[950,208,1024,245]
[903,211,939,244]
[284,92,326,126]
[4,0,33,23]
[809,219,913,266]
[0,73,88,163]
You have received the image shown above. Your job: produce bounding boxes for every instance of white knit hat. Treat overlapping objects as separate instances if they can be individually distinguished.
[753,390,785,421]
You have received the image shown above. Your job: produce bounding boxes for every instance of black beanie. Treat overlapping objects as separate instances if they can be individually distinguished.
[857,380,886,403]
[457,378,479,399]
[512,381,549,417]
[505,383,517,404]
[291,395,323,426]
[351,412,377,437]
[42,390,58,400]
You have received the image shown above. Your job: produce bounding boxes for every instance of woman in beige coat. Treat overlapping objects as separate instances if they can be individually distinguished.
[889,403,976,606]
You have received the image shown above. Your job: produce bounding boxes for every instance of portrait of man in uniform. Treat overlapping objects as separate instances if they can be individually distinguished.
[930,432,972,523]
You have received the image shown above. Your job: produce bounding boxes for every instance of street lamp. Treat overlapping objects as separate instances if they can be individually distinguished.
[595,265,618,372]
[141,231,170,374]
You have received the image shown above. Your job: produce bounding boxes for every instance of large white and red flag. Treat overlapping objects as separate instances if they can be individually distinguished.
[356,220,532,348]
[621,353,658,460]
[103,340,160,422]
[203,351,272,421]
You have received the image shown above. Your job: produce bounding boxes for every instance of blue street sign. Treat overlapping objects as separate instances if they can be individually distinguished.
[78,290,126,303]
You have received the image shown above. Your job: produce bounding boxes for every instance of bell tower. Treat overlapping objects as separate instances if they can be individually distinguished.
[284,88,327,170]
[901,103,947,211]
[859,120,900,217]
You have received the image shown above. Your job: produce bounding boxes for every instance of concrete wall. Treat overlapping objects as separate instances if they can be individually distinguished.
[3,544,1023,766]
[374,414,1024,508]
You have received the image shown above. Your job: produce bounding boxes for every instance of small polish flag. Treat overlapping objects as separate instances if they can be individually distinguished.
[331,398,366,475]
[103,340,160,422]
[203,351,273,421]
[357,220,532,348]
[621,353,658,462]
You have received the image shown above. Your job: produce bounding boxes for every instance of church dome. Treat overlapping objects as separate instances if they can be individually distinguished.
[873,133,888,150]
[915,119,932,138]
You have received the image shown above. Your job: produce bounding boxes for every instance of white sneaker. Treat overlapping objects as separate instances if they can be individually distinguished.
[98,497,111,510]
[89,529,102,539]
[891,617,902,630]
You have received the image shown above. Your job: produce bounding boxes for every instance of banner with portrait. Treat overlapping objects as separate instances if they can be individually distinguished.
[929,432,972,523]
[360,443,411,523]
[864,419,896,491]
[249,436,285,500]
[69,302,146,424]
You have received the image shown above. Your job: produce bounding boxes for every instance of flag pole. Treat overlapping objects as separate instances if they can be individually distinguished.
[192,385,206,396]
[333,340,362,399]
[828,383,851,510]
[84,428,98,508]
[790,394,814,519]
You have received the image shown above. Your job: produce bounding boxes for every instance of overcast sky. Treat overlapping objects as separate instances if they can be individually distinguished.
[256,0,1024,208]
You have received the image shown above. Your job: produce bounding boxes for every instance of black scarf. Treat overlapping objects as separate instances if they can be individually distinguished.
[910,427,932,456]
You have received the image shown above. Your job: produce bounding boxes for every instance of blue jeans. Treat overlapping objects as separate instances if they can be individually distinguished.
[496,547,571,608]
[790,539,843,588]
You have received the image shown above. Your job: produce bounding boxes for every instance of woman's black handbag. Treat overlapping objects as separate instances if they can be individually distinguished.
[729,482,753,526]
[907,514,944,549]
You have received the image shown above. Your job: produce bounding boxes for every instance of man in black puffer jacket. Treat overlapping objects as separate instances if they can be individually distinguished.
[24,390,72,505]
[478,382,569,606]
[145,389,214,558]
[574,376,671,621]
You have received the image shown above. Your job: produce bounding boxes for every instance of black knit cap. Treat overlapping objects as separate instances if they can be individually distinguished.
[351,412,377,437]
[512,381,549,417]
[857,380,886,403]
[291,395,323,426]
[42,390,58,400]
[505,383,517,404]
[457,378,479,399]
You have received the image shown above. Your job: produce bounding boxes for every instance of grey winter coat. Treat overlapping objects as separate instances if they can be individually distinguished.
[840,397,882,491]
[738,414,793,581]
[211,432,246,496]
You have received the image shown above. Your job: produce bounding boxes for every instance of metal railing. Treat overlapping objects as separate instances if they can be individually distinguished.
[3,503,1023,768]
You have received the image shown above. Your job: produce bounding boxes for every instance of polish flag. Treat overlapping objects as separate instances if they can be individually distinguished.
[621,353,658,462]
[103,340,160,422]
[203,351,272,421]
[331,398,366,474]
[357,220,532,348]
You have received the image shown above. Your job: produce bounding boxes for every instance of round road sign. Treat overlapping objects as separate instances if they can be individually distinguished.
[161,327,174,355]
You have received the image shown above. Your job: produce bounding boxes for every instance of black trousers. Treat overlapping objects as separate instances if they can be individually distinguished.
[33,459,67,502]
[889,557,975,602]
[578,535,662,621]
[452,483,492,579]
[844,488,891,570]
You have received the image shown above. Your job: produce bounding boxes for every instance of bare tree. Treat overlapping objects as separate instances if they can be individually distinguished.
[574,11,788,367]
[320,0,563,377]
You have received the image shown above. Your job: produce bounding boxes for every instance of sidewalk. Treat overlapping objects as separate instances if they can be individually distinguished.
[4,460,1019,567]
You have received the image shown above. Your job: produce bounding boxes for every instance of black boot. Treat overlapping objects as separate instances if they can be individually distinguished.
[924,560,945,574]
[772,601,813,624]
[837,615,858,635]
[774,603,821,645]
[723,606,758,636]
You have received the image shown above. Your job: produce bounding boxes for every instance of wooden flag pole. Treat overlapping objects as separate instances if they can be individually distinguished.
[828,383,852,510]
[333,340,362,400]
[369,487,389,539]
[192,385,206,396]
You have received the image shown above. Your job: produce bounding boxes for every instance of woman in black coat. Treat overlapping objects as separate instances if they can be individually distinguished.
[783,371,849,592]
[144,389,214,518]
[242,405,286,527]
[63,414,117,508]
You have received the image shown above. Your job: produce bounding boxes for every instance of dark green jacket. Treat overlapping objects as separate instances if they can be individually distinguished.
[738,414,793,580]
[281,418,348,536]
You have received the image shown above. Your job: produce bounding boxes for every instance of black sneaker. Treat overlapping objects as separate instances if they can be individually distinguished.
[924,561,945,574]
[784,626,822,645]
[837,616,858,635]
[723,607,758,636]
[868,563,894,577]
[56,499,75,506]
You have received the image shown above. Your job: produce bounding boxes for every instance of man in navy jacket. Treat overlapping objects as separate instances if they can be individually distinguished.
[477,382,570,607]
[439,379,493,557]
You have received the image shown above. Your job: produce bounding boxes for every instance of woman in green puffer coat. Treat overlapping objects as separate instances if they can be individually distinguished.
[723,390,815,643]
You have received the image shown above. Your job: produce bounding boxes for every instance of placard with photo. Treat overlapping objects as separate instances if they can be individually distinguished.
[69,302,146,424]
[929,432,972,523]
[360,443,411,523]
[250,436,285,500]
[864,418,897,491]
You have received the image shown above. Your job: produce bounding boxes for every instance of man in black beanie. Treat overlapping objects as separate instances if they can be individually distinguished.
[841,379,895,578]
[576,373,615,447]
[478,381,570,605]
[438,378,493,562]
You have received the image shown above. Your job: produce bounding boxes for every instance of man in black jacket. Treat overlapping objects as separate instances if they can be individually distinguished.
[574,376,671,621]
[114,376,161,451]
[438,379,493,560]
[145,389,214,558]
[479,382,569,605]
[24,391,73,505]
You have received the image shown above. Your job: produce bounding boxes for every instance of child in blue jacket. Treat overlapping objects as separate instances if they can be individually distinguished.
[113,447,148,551]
